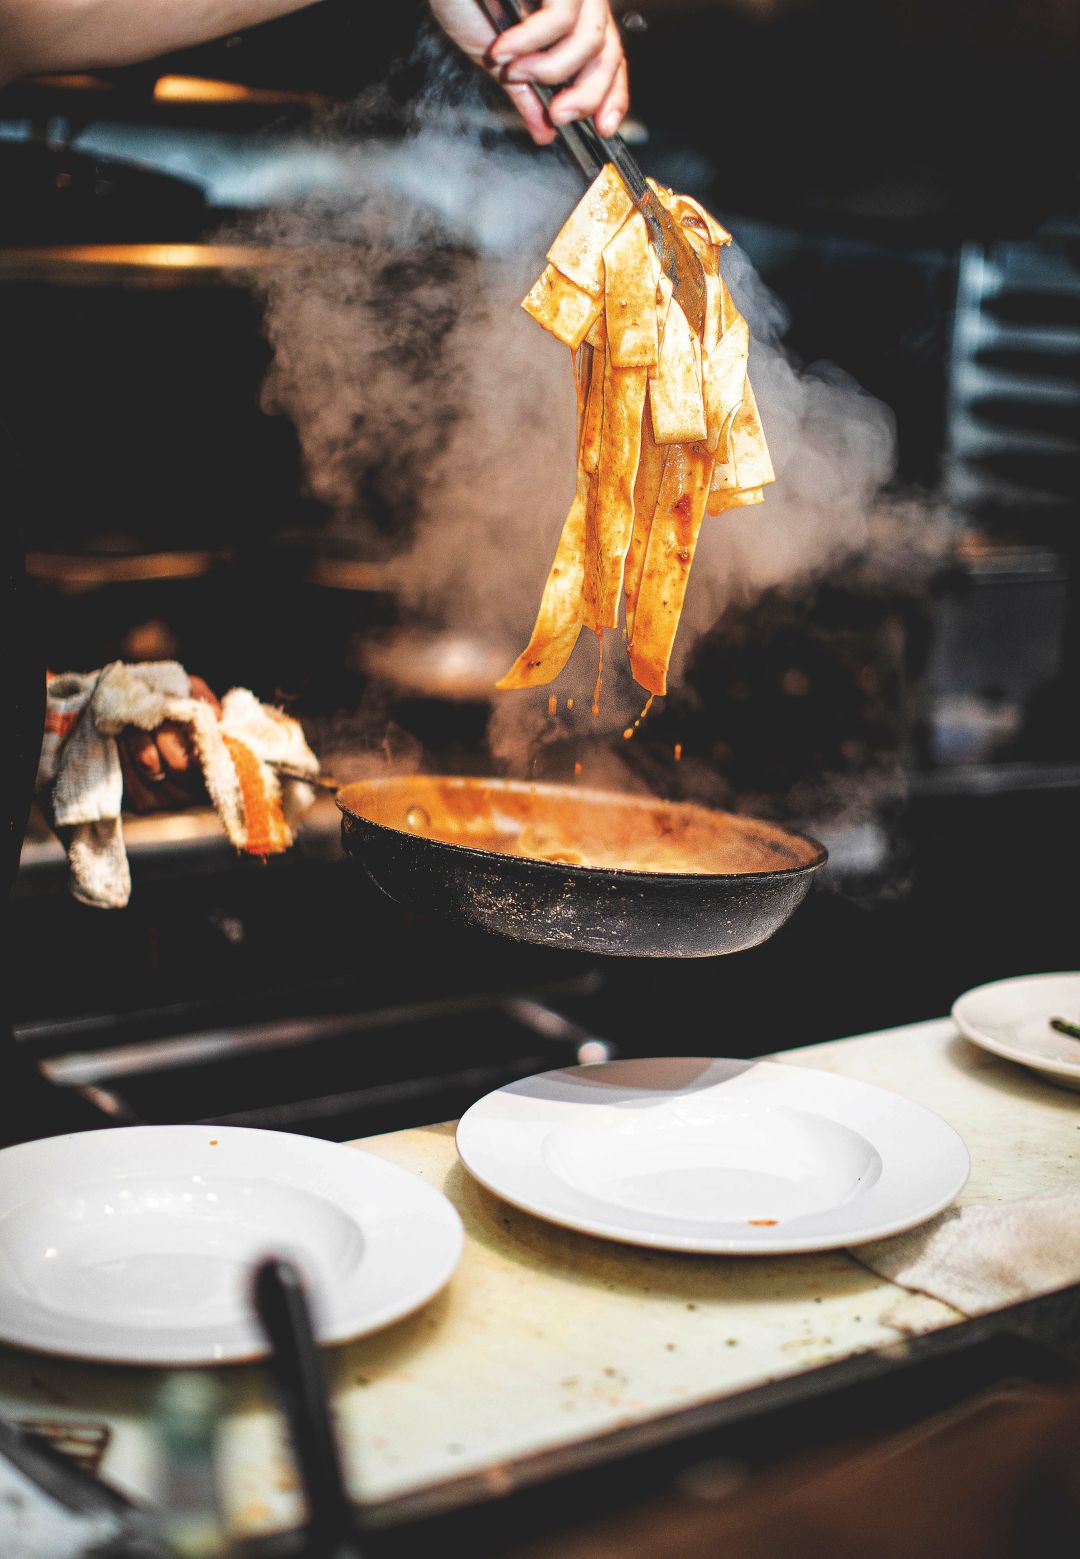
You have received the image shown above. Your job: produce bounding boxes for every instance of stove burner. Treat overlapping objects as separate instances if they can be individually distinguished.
[37,987,612,1142]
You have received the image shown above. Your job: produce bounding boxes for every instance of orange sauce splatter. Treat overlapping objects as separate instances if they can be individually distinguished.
[566,697,574,710]
[591,630,604,717]
[748,1218,778,1227]
[674,742,683,763]
[622,693,656,741]
[547,694,558,717]
[574,761,583,776]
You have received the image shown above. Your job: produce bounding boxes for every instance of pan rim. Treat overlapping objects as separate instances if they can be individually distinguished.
[336,773,828,886]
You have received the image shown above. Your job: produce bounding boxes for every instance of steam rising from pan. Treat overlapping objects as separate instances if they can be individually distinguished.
[245,36,942,794]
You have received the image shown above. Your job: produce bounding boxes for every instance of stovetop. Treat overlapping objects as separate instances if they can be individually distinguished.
[32,983,610,1141]
[10,763,1080,1152]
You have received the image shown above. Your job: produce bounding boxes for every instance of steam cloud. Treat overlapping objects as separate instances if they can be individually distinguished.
[245,37,943,822]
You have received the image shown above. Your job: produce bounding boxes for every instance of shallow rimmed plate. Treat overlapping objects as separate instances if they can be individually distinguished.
[0,1126,463,1365]
[456,1058,969,1254]
[953,972,1080,1091]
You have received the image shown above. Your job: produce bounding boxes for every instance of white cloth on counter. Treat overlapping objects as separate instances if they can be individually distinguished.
[0,1449,120,1559]
[37,661,319,909]
[851,1188,1080,1316]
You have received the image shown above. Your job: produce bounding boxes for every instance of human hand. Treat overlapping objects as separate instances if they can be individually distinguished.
[428,0,629,144]
[118,675,220,814]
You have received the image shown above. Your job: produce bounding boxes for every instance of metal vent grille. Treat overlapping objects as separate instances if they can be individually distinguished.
[946,221,1080,535]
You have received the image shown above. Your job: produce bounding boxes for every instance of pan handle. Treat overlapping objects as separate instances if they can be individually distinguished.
[271,763,340,793]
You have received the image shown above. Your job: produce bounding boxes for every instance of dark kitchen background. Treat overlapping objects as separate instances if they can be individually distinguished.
[4,0,1078,1141]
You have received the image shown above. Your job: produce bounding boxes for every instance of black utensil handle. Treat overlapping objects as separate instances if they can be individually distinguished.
[271,763,341,793]
[253,1258,360,1556]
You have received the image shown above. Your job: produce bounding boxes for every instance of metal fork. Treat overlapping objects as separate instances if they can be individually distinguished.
[479,0,707,334]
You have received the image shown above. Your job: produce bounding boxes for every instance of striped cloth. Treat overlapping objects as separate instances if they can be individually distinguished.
[37,662,319,908]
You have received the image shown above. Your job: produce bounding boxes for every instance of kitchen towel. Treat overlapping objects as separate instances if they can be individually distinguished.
[37,661,319,909]
[851,1187,1080,1316]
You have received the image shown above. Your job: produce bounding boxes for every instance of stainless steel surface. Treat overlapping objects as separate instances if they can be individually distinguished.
[25,548,231,585]
[0,244,318,286]
[26,980,608,1141]
[360,626,508,701]
[38,992,579,1087]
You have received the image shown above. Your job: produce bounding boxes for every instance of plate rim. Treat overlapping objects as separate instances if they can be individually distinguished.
[337,775,828,886]
[455,1057,970,1256]
[0,1124,464,1366]
[952,971,1080,1082]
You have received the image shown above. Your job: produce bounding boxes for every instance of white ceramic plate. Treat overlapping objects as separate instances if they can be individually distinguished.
[953,972,1080,1091]
[0,1126,463,1365]
[456,1058,969,1254]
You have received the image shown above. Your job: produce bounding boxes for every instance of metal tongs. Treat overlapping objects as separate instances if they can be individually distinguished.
[479,0,707,335]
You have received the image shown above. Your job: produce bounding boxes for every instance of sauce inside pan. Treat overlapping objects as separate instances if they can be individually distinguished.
[337,775,821,877]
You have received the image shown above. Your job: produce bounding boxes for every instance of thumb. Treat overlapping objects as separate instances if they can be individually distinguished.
[500,79,558,144]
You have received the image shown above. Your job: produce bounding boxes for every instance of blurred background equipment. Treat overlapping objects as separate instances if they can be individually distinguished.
[3,0,1077,1142]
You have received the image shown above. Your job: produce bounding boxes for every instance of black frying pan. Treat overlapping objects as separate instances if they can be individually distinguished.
[337,775,826,958]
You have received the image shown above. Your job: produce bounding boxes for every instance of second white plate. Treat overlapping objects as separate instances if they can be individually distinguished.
[456,1057,969,1254]
[0,1126,464,1365]
[952,972,1080,1090]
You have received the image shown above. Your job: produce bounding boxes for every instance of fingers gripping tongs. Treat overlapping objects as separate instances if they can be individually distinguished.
[479,0,707,334]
